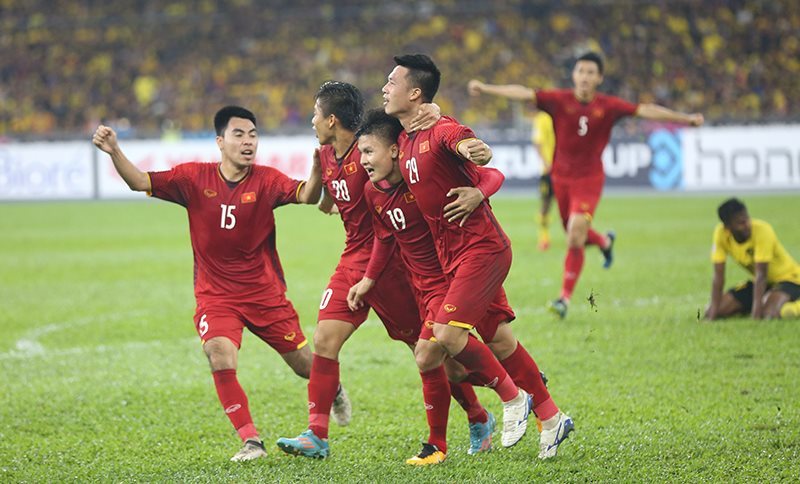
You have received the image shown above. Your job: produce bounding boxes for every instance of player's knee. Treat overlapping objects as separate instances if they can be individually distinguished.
[203,337,237,371]
[443,358,469,383]
[432,324,465,354]
[284,347,312,379]
[414,341,445,371]
[487,338,516,361]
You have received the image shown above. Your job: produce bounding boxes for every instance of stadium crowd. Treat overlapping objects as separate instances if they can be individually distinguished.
[1,0,797,139]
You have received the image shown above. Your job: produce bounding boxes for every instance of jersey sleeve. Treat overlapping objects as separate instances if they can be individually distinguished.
[267,168,304,208]
[148,163,193,207]
[753,222,778,263]
[436,117,478,158]
[711,224,727,263]
[475,166,505,198]
[533,90,558,116]
[608,95,639,121]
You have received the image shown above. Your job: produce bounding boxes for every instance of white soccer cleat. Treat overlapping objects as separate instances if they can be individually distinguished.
[538,413,574,459]
[501,389,532,447]
[330,385,352,426]
[230,438,267,462]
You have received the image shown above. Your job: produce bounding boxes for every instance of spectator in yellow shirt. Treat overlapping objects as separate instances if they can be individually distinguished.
[532,110,555,251]
[705,198,800,320]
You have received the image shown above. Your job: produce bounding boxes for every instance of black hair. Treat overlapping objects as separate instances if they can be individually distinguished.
[356,108,403,145]
[214,106,256,136]
[314,81,365,131]
[576,52,604,75]
[393,53,441,102]
[717,198,747,225]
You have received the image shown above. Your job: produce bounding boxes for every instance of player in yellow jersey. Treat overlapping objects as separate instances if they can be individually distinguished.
[532,110,555,251]
[705,198,800,320]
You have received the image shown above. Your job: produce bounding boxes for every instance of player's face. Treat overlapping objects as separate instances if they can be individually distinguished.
[726,210,752,243]
[382,66,415,116]
[217,117,257,168]
[358,134,401,184]
[312,99,334,145]
[572,60,603,96]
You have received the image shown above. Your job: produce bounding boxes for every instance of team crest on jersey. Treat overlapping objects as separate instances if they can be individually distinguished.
[204,189,218,198]
[284,331,296,341]
[403,192,416,204]
[241,192,257,203]
[420,140,430,153]
[344,162,358,175]
[444,304,457,313]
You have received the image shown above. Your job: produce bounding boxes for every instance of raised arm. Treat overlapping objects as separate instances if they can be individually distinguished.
[636,104,704,126]
[92,125,150,192]
[297,148,323,204]
[468,79,536,102]
[705,262,726,320]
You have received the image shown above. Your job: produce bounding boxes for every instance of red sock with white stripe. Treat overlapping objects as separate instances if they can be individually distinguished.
[212,369,258,442]
[307,354,339,439]
[452,336,519,402]
[420,366,450,452]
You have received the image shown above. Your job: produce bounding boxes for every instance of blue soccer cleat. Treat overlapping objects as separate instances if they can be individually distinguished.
[276,429,330,459]
[602,231,616,269]
[468,410,496,455]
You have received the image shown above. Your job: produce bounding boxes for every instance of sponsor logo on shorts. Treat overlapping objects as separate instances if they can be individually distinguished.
[424,320,435,329]
[420,140,430,153]
[204,189,217,198]
[444,304,457,313]
[284,332,296,341]
[225,404,242,414]
[241,192,257,203]
[344,162,358,175]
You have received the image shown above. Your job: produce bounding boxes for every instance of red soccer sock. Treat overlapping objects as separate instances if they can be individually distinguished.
[586,229,607,248]
[452,336,519,402]
[420,366,451,453]
[307,354,339,439]
[500,343,559,421]
[561,247,585,301]
[212,369,258,442]
[449,380,488,424]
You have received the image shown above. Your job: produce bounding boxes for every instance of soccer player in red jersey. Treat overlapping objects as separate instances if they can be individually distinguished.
[92,106,328,462]
[348,108,509,464]
[382,54,574,460]
[468,52,704,319]
[276,81,487,461]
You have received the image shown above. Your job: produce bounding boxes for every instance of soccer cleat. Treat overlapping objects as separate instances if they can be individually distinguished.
[548,298,568,319]
[537,233,551,251]
[405,442,446,466]
[601,231,616,269]
[330,385,352,426]
[276,429,330,459]
[780,300,800,319]
[468,410,496,455]
[501,389,532,447]
[538,413,574,459]
[230,438,267,462]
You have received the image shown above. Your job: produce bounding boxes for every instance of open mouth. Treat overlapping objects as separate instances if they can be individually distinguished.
[365,167,375,175]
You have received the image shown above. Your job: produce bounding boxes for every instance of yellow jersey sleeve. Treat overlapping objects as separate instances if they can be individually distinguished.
[711,223,727,263]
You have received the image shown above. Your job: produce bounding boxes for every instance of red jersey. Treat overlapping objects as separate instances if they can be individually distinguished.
[535,89,638,180]
[148,162,302,302]
[397,117,509,273]
[364,181,445,298]
[319,142,373,269]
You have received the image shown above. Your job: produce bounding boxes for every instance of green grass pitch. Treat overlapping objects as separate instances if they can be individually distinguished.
[1,194,799,482]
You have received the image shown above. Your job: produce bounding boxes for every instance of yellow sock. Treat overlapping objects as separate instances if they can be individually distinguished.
[780,300,800,319]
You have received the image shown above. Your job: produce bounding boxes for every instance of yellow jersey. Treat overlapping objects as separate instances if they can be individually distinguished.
[711,219,800,285]
[532,111,555,172]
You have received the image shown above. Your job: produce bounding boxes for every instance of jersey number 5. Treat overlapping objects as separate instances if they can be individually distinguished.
[578,115,589,136]
[220,204,236,229]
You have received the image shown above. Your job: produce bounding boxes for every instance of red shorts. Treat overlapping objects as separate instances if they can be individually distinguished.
[419,285,515,343]
[552,174,604,227]
[317,258,421,345]
[430,248,515,342]
[194,295,306,354]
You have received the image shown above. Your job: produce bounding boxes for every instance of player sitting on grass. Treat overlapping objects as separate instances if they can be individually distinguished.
[705,198,800,321]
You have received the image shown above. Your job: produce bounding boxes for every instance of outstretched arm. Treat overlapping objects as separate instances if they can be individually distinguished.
[297,148,323,204]
[92,125,150,192]
[636,104,704,126]
[468,80,536,103]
